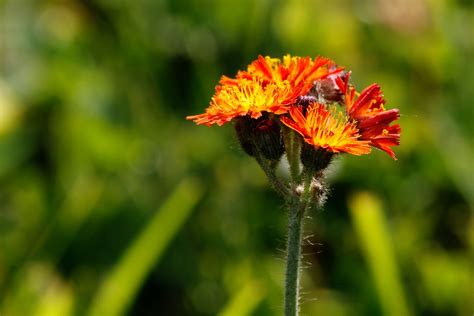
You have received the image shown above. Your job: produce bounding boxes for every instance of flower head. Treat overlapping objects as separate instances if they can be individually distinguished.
[187,54,401,163]
[280,103,371,156]
[188,55,344,127]
[336,75,401,159]
[248,55,342,83]
[221,55,343,92]
[187,79,299,126]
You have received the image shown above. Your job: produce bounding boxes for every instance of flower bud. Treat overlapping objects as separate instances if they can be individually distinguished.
[311,72,348,104]
[234,116,285,161]
[253,118,285,161]
[300,143,333,172]
[296,95,317,107]
[234,116,255,156]
[310,172,328,207]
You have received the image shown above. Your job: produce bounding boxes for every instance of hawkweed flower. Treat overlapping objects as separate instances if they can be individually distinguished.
[336,73,401,159]
[187,55,401,316]
[186,78,295,126]
[238,55,342,85]
[280,103,371,171]
[219,55,343,105]
[187,55,342,126]
[186,77,299,161]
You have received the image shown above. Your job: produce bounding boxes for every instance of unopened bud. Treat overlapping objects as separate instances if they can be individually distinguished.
[234,116,255,156]
[253,118,285,161]
[234,116,285,161]
[311,72,347,104]
[300,143,333,172]
[296,95,317,107]
[310,173,328,207]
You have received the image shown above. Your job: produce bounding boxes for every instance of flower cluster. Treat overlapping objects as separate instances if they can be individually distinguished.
[187,55,401,315]
[187,55,400,171]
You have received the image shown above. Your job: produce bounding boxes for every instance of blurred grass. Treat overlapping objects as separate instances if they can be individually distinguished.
[349,192,412,316]
[0,0,472,315]
[33,279,74,316]
[88,178,204,316]
[29,175,105,264]
[218,279,266,316]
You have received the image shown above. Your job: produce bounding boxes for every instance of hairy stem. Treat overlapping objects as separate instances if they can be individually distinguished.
[282,126,301,182]
[284,172,312,316]
[254,150,289,197]
[284,200,304,316]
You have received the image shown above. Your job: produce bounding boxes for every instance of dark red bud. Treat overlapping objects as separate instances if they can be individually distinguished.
[300,143,333,173]
[253,118,285,161]
[234,116,255,156]
[311,78,344,104]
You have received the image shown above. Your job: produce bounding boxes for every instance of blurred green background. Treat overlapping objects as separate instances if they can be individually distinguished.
[0,0,472,315]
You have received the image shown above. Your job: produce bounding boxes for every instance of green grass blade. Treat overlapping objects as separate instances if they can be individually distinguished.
[348,191,412,316]
[218,280,266,316]
[33,280,74,316]
[88,178,204,316]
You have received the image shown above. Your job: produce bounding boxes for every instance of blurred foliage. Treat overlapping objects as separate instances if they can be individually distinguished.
[0,0,472,315]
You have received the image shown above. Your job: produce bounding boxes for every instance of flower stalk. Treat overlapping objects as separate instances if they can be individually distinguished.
[282,126,301,182]
[284,169,314,316]
[187,54,401,316]
[254,148,289,197]
[284,200,304,316]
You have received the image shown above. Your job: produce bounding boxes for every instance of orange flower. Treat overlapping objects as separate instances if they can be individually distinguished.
[280,103,371,156]
[188,55,345,127]
[336,75,401,159]
[221,55,343,93]
[188,54,400,161]
[186,79,304,126]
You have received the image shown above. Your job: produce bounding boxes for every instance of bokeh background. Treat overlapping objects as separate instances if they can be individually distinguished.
[0,0,472,315]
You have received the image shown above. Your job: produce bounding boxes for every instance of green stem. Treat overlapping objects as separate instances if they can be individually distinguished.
[282,126,301,182]
[284,201,304,316]
[254,150,289,197]
[284,172,312,316]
